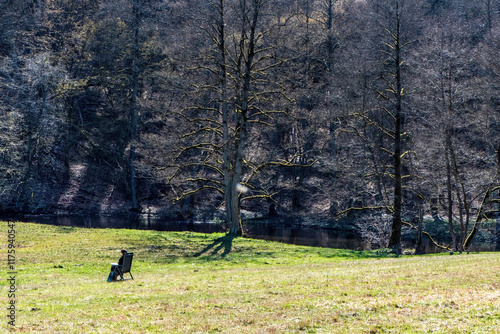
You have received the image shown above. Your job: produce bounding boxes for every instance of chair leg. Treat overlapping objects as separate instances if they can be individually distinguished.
[116,268,124,281]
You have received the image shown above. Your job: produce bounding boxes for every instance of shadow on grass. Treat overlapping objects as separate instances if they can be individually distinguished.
[325,248,400,259]
[193,234,236,259]
[56,226,77,233]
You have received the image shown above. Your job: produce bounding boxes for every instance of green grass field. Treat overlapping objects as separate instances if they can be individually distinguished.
[1,221,500,333]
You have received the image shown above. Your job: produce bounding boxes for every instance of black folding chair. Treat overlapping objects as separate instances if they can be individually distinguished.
[111,252,134,281]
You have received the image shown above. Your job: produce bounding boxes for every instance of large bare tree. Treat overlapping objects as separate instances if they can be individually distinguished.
[169,0,298,235]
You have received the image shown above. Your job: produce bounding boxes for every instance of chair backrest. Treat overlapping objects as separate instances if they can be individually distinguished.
[121,252,134,273]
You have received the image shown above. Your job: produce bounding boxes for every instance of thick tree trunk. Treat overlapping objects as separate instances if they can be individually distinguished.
[219,0,243,236]
[223,109,246,236]
[226,177,243,235]
[227,104,248,236]
[224,0,259,236]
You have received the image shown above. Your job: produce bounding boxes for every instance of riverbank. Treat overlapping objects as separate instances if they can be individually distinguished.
[1,222,499,333]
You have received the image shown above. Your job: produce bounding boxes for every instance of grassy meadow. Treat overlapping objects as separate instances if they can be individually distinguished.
[1,221,500,333]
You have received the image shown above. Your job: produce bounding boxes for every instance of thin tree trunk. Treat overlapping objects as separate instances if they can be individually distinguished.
[495,187,500,251]
[449,139,467,251]
[445,130,457,251]
[463,189,490,250]
[325,0,336,70]
[486,0,492,31]
[388,1,403,253]
[129,0,140,211]
[495,143,500,250]
[415,194,425,254]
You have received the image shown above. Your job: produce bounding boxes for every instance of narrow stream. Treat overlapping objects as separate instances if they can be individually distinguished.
[6,214,494,252]
[8,214,364,250]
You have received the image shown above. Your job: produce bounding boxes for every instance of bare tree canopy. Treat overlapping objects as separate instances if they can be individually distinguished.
[1,0,499,250]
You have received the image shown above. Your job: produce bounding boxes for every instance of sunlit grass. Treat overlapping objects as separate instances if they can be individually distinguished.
[1,222,499,333]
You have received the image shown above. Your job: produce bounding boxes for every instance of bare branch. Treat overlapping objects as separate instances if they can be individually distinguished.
[174,185,224,202]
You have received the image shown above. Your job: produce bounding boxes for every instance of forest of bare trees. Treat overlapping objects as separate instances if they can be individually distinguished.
[1,0,500,251]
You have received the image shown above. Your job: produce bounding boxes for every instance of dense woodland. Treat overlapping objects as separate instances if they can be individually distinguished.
[1,0,500,251]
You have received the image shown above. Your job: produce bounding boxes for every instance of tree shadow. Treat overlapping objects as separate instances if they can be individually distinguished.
[193,234,236,259]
